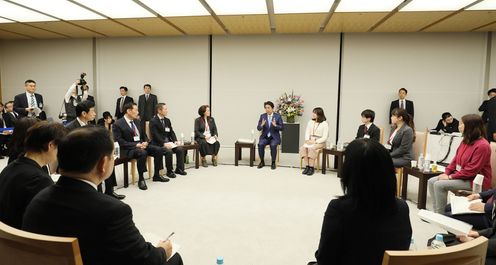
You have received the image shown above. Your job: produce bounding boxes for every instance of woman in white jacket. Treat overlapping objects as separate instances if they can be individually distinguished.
[300,107,329,176]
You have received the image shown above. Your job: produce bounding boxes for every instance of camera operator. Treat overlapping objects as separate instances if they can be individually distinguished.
[63,77,89,122]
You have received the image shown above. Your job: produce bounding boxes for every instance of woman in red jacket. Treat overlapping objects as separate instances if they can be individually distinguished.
[428,114,492,213]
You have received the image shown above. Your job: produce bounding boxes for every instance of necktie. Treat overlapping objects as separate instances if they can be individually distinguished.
[364,126,368,134]
[400,100,404,109]
[130,121,137,136]
[161,118,165,129]
[30,94,36,108]
[13,112,18,119]
[146,94,149,101]
[120,97,125,112]
[267,115,272,137]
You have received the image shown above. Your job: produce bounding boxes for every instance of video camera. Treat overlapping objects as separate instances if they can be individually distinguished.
[75,72,88,97]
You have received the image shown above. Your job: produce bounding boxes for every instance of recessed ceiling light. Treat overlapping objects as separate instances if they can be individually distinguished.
[9,0,105,20]
[139,0,210,17]
[273,0,334,14]
[0,1,58,22]
[72,0,155,18]
[205,0,267,15]
[336,0,404,12]
[401,0,476,11]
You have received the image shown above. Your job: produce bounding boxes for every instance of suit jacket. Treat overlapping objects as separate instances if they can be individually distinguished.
[3,112,18,128]
[389,124,415,161]
[0,156,53,229]
[22,176,166,265]
[355,123,380,142]
[433,119,460,134]
[138,94,158,122]
[484,97,496,135]
[13,92,44,118]
[150,115,177,147]
[389,99,414,123]
[64,119,82,131]
[257,113,284,143]
[315,198,411,265]
[112,117,148,157]
[114,96,134,119]
[194,117,218,141]
[480,99,490,123]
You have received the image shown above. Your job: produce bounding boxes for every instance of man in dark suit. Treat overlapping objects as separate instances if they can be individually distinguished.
[138,84,158,123]
[115,86,134,119]
[3,101,19,128]
[150,103,186,177]
[13,79,46,120]
[479,88,496,129]
[64,100,96,131]
[22,127,183,265]
[0,122,66,229]
[389,87,414,123]
[257,101,284,170]
[483,89,496,142]
[356,109,381,142]
[113,103,167,190]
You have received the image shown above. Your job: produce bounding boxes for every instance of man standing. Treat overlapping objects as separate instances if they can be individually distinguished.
[257,101,284,170]
[482,88,496,141]
[138,84,158,123]
[22,127,183,265]
[64,79,89,123]
[113,103,167,190]
[14,79,46,120]
[389,88,414,123]
[479,88,496,125]
[150,103,187,177]
[3,101,19,128]
[115,86,134,119]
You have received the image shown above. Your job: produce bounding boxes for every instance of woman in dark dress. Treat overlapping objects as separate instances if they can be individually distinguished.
[194,105,220,167]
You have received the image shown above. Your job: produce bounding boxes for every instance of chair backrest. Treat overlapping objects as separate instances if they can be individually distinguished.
[0,221,83,265]
[379,127,384,144]
[382,236,488,265]
[412,130,428,159]
[490,142,496,188]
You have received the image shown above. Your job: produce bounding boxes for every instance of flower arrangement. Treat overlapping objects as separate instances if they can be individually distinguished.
[275,91,304,123]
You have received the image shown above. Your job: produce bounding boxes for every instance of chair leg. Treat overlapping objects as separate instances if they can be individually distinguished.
[147,157,152,179]
[131,160,137,185]
[395,168,403,197]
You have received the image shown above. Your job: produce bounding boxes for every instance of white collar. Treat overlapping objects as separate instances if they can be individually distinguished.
[26,91,35,97]
[77,117,87,127]
[365,123,372,129]
[124,115,134,124]
[157,114,165,119]
[74,178,98,190]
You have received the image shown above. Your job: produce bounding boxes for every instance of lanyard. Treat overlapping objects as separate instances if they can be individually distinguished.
[202,118,210,131]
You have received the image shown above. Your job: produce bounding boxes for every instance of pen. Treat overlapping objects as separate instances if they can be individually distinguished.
[165,232,175,241]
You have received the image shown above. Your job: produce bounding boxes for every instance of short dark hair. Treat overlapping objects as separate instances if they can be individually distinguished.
[58,126,114,174]
[75,100,95,117]
[198,105,209,117]
[441,112,452,121]
[398,88,407,94]
[156,103,166,114]
[24,122,67,153]
[8,117,39,157]
[123,102,137,114]
[340,139,397,214]
[102,111,112,120]
[264,101,274,109]
[488,88,496,95]
[313,107,326,123]
[5,101,14,107]
[119,86,128,92]
[0,102,4,107]
[144,84,151,89]
[361,109,375,123]
[25,79,36,85]
[461,114,486,144]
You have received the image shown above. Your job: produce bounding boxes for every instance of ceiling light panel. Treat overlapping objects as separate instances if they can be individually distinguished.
[401,0,476,11]
[467,0,496,10]
[72,0,155,18]
[139,0,210,17]
[0,1,58,22]
[9,0,105,20]
[336,0,404,12]
[205,0,267,15]
[273,0,334,14]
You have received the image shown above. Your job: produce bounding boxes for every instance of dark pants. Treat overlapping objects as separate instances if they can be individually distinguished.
[444,204,492,230]
[125,145,163,181]
[164,146,185,172]
[258,137,279,162]
[198,139,220,157]
[98,169,118,194]
[167,253,184,265]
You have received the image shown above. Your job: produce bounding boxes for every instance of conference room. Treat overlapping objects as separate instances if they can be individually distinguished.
[0,0,495,265]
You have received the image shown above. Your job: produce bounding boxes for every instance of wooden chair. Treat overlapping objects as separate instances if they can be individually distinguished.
[382,236,488,265]
[299,149,323,170]
[395,167,403,197]
[413,129,429,160]
[0,221,83,265]
[379,127,384,144]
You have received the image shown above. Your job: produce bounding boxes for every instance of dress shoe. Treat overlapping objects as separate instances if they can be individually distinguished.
[257,161,265,169]
[271,162,276,170]
[302,166,310,175]
[175,169,187,176]
[110,192,126,200]
[153,175,170,182]
[212,157,218,167]
[201,159,208,168]
[138,180,148,190]
[166,172,176,179]
[307,167,315,176]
